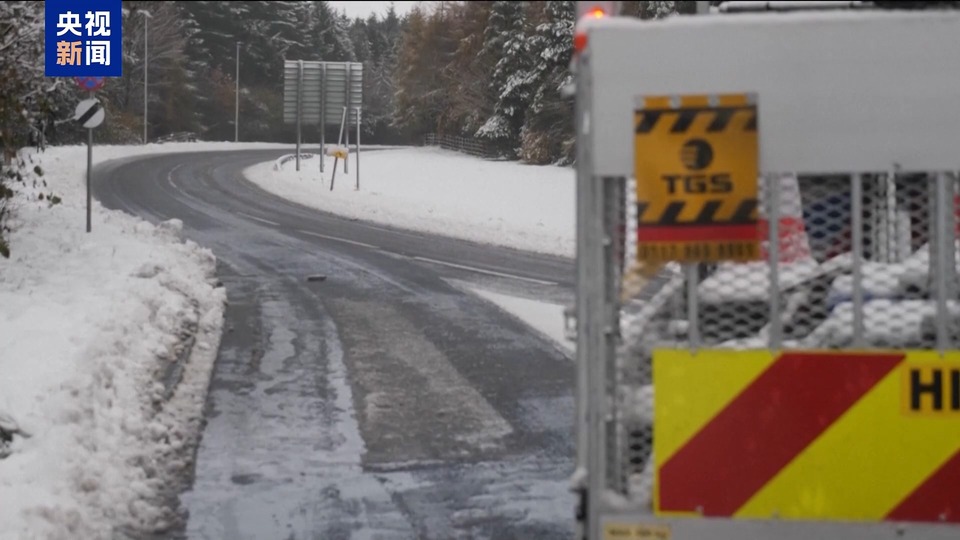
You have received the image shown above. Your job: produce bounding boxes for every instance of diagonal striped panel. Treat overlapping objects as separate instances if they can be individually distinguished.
[887,448,960,523]
[657,351,904,517]
[734,354,960,520]
[654,350,776,469]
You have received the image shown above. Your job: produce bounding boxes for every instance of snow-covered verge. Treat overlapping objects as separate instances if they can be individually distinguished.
[244,147,576,257]
[0,143,277,539]
[470,287,572,354]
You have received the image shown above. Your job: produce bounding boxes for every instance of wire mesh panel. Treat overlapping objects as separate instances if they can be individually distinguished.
[608,171,960,509]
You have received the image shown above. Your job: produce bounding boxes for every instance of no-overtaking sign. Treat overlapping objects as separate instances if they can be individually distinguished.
[75,98,104,129]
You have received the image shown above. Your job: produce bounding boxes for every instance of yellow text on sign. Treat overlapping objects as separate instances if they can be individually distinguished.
[604,522,671,540]
[634,93,759,263]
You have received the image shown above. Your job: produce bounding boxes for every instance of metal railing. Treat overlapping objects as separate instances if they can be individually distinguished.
[423,133,498,159]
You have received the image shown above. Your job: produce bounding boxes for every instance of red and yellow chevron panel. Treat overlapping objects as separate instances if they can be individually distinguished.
[654,349,960,523]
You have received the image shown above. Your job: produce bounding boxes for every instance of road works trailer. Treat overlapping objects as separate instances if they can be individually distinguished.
[571,3,960,539]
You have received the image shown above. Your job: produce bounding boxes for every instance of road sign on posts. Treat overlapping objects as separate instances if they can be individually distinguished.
[74,98,105,233]
[283,60,363,185]
[634,93,760,263]
[283,61,362,126]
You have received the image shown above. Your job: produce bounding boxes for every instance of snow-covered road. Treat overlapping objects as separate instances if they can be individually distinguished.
[0,142,575,538]
[93,148,576,538]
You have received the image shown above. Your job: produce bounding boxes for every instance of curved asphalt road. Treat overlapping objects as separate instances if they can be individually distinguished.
[93,150,576,540]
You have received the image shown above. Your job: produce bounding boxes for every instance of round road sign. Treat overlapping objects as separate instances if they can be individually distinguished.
[74,98,105,129]
[74,76,106,92]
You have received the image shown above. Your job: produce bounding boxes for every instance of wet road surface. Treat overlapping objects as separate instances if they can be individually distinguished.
[94,150,576,539]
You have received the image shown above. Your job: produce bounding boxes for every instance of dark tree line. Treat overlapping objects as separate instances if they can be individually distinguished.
[0,1,692,255]
[390,1,690,164]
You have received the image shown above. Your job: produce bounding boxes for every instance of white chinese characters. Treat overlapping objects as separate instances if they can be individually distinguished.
[55,10,113,67]
[86,41,110,66]
[56,11,82,37]
[85,11,111,37]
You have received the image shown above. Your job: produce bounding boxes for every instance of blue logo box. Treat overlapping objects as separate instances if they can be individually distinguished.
[45,0,122,77]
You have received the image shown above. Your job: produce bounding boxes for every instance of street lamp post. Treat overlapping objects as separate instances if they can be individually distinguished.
[138,10,152,144]
[235,41,241,142]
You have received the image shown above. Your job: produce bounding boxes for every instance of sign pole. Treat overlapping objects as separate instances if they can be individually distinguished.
[296,60,303,171]
[344,63,351,175]
[355,107,361,191]
[86,89,94,233]
[235,41,240,142]
[330,106,347,191]
[87,126,92,233]
[320,64,326,174]
[74,94,105,233]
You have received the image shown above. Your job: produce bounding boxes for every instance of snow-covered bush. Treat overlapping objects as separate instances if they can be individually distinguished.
[0,2,73,257]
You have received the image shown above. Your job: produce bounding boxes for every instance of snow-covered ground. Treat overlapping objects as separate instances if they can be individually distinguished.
[0,142,269,538]
[244,148,575,257]
[470,288,572,354]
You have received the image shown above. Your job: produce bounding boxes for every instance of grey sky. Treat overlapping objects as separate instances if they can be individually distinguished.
[327,1,424,20]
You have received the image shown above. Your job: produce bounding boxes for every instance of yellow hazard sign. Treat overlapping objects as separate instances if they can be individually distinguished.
[634,93,760,263]
[654,349,960,523]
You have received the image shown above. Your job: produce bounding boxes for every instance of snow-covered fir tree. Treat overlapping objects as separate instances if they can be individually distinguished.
[476,1,532,157]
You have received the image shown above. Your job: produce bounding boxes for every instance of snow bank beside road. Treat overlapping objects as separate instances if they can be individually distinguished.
[0,144,238,538]
[245,147,576,257]
[471,288,572,354]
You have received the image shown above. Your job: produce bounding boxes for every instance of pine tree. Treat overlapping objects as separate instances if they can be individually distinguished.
[309,3,356,62]
[476,1,533,157]
[444,1,494,137]
[363,5,404,141]
[178,1,243,139]
[392,7,430,134]
[349,18,371,63]
[519,1,575,164]
[640,1,679,19]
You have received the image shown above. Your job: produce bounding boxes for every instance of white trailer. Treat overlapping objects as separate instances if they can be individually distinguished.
[572,4,960,539]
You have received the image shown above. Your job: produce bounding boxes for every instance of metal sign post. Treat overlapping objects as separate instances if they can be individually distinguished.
[296,60,303,171]
[330,107,348,191]
[320,63,327,173]
[74,98,105,233]
[344,64,351,175]
[355,107,361,190]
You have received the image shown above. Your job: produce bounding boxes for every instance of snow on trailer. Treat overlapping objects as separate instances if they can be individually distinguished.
[573,4,960,540]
